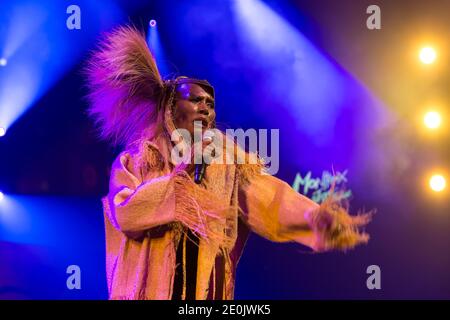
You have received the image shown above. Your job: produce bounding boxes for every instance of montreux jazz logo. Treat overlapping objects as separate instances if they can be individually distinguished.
[292,170,352,204]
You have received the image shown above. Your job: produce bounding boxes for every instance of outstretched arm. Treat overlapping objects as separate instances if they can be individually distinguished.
[238,173,371,252]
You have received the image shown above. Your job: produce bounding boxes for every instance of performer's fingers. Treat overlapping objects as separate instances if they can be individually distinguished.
[326,228,370,251]
[350,213,372,227]
[355,231,370,244]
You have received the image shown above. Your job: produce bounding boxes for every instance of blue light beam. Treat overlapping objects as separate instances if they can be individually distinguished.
[0,0,125,131]
[147,20,171,78]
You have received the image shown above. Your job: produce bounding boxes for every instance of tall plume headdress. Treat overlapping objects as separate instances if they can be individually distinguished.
[84,25,215,150]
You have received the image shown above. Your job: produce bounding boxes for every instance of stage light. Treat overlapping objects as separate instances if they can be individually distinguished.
[419,47,437,64]
[0,0,126,131]
[231,0,387,150]
[423,111,442,129]
[147,20,169,77]
[429,174,446,192]
[0,127,5,137]
[0,192,4,202]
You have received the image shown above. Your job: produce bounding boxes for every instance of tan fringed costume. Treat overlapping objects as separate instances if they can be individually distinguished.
[85,26,371,300]
[103,135,326,300]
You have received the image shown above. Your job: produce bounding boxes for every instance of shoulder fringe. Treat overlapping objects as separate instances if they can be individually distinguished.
[134,134,267,248]
[172,171,236,248]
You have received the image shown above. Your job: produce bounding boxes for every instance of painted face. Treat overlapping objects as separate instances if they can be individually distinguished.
[172,83,216,136]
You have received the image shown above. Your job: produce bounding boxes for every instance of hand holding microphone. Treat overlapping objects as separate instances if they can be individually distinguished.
[194,130,215,184]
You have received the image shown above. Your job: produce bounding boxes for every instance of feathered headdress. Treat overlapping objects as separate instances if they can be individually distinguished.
[84,26,219,153]
[84,25,166,148]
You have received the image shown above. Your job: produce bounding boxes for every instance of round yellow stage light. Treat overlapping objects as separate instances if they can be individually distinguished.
[419,47,437,64]
[429,174,446,192]
[423,111,442,129]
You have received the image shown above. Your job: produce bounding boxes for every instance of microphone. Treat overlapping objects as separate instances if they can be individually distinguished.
[194,162,206,184]
[194,131,215,184]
